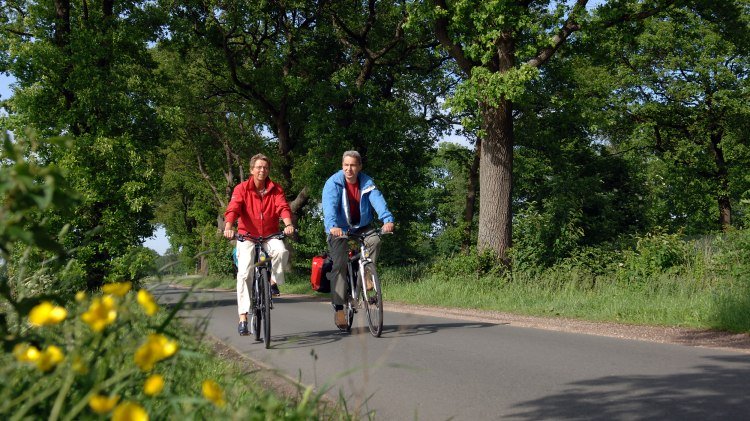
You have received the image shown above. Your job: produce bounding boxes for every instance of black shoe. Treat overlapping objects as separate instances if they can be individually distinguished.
[271,283,280,296]
[238,321,249,336]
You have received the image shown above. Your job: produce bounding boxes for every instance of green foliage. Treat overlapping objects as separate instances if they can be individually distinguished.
[427,143,476,256]
[106,247,159,284]
[423,247,506,282]
[584,4,750,233]
[292,211,327,259]
[0,134,78,260]
[2,0,167,289]
[511,203,584,269]
[203,226,236,277]
[450,65,539,113]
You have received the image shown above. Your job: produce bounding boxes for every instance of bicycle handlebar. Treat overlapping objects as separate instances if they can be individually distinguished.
[341,228,393,240]
[235,231,292,242]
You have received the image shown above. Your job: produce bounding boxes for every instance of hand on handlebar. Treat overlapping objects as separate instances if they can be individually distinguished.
[223,228,235,239]
[330,227,344,237]
[381,222,394,234]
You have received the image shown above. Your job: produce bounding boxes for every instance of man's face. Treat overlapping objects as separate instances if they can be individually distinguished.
[342,156,361,183]
[251,159,270,183]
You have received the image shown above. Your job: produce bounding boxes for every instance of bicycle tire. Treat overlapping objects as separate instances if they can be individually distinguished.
[253,275,261,342]
[343,271,354,333]
[261,269,272,348]
[361,263,383,337]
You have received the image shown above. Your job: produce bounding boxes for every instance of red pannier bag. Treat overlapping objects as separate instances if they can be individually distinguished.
[310,254,332,293]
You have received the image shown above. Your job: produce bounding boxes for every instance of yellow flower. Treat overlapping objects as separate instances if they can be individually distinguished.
[88,394,120,414]
[75,291,87,302]
[36,345,64,372]
[134,334,178,372]
[81,295,117,332]
[202,380,225,407]
[137,290,158,316]
[29,301,68,326]
[102,281,132,297]
[143,374,165,396]
[112,401,149,421]
[13,343,40,363]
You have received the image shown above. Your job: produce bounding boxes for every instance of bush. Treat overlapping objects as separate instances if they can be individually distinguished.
[511,203,584,268]
[106,246,159,283]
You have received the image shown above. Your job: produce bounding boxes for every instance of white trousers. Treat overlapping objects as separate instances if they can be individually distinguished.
[236,238,288,316]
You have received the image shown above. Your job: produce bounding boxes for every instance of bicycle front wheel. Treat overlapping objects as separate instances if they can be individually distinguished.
[361,263,383,337]
[252,278,261,342]
[261,269,272,348]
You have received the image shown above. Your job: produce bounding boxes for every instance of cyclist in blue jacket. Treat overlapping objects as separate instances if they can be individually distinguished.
[322,150,394,329]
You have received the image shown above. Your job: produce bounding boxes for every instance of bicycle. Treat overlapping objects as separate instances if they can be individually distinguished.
[235,231,287,349]
[337,228,389,337]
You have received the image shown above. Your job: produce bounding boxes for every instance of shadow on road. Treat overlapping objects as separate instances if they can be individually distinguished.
[379,321,500,338]
[506,354,750,420]
[267,321,499,350]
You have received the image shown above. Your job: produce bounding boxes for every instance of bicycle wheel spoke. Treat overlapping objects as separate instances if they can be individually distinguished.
[362,264,383,337]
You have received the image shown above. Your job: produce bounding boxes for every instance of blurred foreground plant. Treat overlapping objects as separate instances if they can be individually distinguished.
[1,133,328,419]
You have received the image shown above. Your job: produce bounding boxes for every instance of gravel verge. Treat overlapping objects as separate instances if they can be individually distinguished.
[386,301,750,354]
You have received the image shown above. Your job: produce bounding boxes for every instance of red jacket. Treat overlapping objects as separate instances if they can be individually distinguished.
[224,178,292,237]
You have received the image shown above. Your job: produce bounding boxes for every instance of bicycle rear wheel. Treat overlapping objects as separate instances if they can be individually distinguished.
[260,269,272,348]
[361,263,383,337]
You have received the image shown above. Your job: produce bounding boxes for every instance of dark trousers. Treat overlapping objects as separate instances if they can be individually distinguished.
[327,231,381,306]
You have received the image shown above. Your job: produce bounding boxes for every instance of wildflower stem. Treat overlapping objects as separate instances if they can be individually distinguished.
[61,369,133,421]
[8,381,59,421]
[49,370,76,421]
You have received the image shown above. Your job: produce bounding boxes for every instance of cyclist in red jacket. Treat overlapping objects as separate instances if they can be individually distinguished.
[223,153,296,336]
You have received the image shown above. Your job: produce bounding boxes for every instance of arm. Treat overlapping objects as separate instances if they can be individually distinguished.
[273,185,295,235]
[322,176,342,235]
[223,184,244,239]
[368,187,394,228]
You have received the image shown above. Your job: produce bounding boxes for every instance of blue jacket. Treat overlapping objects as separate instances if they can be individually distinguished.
[322,170,394,233]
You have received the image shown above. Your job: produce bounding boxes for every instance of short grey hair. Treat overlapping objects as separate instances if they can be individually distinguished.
[342,150,362,165]
[250,153,271,168]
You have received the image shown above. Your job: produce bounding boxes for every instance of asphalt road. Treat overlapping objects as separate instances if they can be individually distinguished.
[152,284,750,420]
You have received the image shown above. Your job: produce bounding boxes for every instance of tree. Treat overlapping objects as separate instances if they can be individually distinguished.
[162,0,450,263]
[418,0,677,265]
[508,51,650,266]
[1,0,166,288]
[590,3,750,232]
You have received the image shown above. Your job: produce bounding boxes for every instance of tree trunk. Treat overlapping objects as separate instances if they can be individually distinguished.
[477,102,513,265]
[708,130,731,230]
[53,0,75,116]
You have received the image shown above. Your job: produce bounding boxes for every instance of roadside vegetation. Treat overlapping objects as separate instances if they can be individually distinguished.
[172,226,750,334]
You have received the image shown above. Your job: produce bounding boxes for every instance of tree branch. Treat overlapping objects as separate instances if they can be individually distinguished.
[602,0,677,28]
[196,153,226,209]
[526,0,587,68]
[433,0,476,76]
